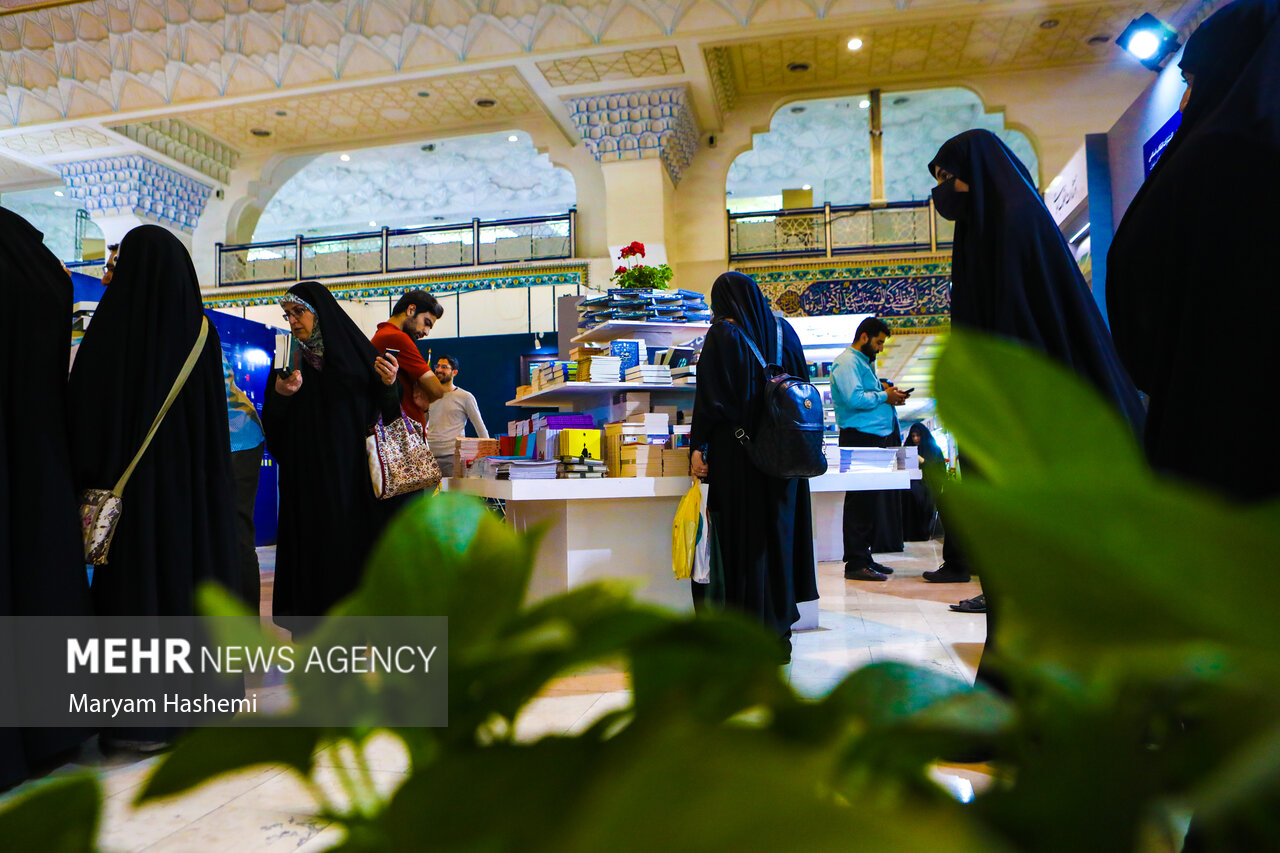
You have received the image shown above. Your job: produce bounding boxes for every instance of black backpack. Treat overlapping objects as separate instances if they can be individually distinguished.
[730,317,829,479]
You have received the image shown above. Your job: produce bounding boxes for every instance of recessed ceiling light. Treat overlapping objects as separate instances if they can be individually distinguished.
[1087,34,1111,45]
[858,99,871,109]
[790,106,806,114]
[250,128,271,137]
[508,135,518,142]
[475,98,497,108]
[786,62,810,72]
[369,220,377,227]
[53,190,64,197]
[802,184,812,190]
[417,91,431,98]
[274,110,287,117]
[339,154,350,161]
[846,37,864,51]
[421,143,436,152]
[892,96,910,106]
[1040,19,1059,29]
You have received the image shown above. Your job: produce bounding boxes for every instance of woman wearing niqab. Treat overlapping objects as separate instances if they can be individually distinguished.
[1,209,94,788]
[689,272,818,661]
[67,224,241,744]
[902,422,944,542]
[1107,0,1280,502]
[263,282,404,635]
[928,131,1146,692]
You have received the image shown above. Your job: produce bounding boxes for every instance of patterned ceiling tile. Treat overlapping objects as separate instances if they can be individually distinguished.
[538,46,684,87]
[708,0,1198,106]
[109,117,241,183]
[0,125,115,155]
[181,70,541,151]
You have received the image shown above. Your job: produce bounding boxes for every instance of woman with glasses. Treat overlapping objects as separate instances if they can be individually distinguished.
[263,282,403,635]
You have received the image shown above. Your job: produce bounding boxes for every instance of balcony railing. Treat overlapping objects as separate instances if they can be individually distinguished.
[216,211,576,287]
[728,200,954,262]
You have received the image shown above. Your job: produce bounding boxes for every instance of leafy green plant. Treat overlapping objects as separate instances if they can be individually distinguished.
[611,241,673,290]
[5,330,1279,851]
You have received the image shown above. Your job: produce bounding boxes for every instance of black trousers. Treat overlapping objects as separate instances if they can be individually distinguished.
[840,427,901,569]
[231,443,264,611]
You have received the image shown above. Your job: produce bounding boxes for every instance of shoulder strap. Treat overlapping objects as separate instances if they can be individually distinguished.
[774,316,783,366]
[111,317,209,496]
[728,322,768,370]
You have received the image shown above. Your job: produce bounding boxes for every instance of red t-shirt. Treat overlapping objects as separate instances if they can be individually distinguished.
[371,322,429,424]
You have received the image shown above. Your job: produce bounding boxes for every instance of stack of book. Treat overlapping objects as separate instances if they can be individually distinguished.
[534,361,576,389]
[662,448,690,477]
[474,457,559,480]
[575,289,713,331]
[609,339,644,374]
[558,456,607,479]
[603,422,668,477]
[619,444,664,477]
[570,344,609,385]
[586,355,622,382]
[454,438,501,477]
[670,365,696,385]
[624,364,672,384]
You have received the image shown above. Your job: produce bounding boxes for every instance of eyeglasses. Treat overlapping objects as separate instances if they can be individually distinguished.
[282,308,310,321]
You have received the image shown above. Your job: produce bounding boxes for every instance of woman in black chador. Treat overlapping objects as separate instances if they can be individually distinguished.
[901,422,944,542]
[689,272,817,661]
[1108,0,1280,502]
[68,225,241,745]
[263,282,403,635]
[1,209,94,788]
[926,129,1146,584]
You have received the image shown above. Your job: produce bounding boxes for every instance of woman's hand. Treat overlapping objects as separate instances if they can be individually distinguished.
[691,449,709,479]
[274,369,302,396]
[375,353,399,387]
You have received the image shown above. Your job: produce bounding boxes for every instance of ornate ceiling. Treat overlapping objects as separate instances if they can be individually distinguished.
[253,129,576,240]
[0,0,1216,248]
[727,87,1037,205]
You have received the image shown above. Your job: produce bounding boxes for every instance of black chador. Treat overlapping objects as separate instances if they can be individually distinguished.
[1,209,94,788]
[690,272,818,660]
[262,282,403,635]
[1108,0,1280,501]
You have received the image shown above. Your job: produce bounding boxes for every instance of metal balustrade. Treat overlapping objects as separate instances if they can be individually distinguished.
[728,200,953,262]
[215,211,576,287]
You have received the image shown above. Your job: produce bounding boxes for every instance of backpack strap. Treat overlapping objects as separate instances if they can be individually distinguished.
[729,318,784,370]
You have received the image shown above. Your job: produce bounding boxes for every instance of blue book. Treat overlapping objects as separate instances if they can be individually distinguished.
[610,339,642,373]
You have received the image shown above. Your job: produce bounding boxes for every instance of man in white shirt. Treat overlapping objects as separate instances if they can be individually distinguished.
[427,355,489,477]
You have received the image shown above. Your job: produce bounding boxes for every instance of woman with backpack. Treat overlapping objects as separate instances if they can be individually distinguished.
[689,272,817,662]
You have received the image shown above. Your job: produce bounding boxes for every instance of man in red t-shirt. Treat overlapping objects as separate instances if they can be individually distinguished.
[370,290,447,424]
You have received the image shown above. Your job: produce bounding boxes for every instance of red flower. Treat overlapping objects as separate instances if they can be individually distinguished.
[628,241,646,258]
[615,266,627,274]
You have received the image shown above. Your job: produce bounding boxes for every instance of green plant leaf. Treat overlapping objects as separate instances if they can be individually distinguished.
[934,329,1147,486]
[137,726,321,804]
[0,774,100,853]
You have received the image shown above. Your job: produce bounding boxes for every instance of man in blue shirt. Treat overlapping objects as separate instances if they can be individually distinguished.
[830,317,910,581]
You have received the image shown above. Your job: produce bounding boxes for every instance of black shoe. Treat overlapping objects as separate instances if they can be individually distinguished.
[845,566,889,582]
[923,564,971,583]
[949,594,987,613]
[870,561,894,575]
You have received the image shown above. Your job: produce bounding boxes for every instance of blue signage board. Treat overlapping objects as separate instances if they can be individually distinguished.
[1143,112,1182,176]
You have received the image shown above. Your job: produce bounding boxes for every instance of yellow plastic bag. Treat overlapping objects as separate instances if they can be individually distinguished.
[672,479,701,580]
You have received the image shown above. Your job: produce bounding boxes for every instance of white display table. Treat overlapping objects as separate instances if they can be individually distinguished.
[445,469,915,629]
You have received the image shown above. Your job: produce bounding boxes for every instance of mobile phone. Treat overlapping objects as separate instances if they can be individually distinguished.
[904,387,915,393]
[383,348,400,361]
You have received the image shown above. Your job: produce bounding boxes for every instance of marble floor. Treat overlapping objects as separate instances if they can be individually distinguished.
[7,540,988,852]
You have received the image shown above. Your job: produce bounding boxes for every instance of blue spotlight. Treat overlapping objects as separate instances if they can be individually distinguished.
[1116,14,1180,70]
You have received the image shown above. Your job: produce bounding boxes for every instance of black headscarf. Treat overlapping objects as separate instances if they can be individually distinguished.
[263,282,402,633]
[928,129,1146,431]
[1,208,94,787]
[710,271,781,364]
[905,422,944,466]
[1107,0,1280,499]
